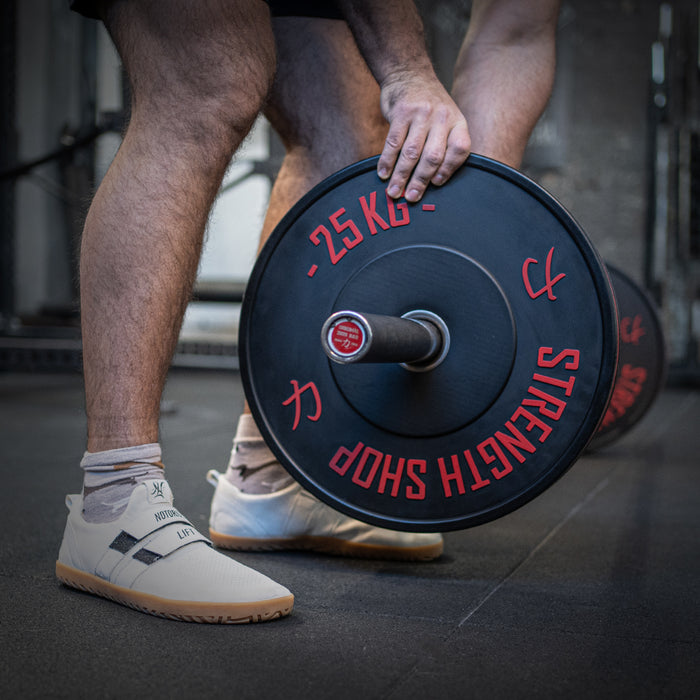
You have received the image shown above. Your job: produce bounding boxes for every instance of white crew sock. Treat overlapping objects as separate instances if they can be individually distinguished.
[80,443,165,523]
[224,414,293,494]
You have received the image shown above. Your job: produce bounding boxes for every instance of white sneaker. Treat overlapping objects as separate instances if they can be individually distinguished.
[207,470,443,561]
[56,478,294,623]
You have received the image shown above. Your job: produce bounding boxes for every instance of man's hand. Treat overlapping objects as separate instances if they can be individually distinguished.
[338,0,471,203]
[378,70,471,202]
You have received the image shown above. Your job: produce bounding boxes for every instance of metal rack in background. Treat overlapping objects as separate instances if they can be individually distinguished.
[646,1,700,383]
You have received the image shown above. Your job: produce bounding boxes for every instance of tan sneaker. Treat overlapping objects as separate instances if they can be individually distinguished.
[207,470,443,561]
[56,478,294,623]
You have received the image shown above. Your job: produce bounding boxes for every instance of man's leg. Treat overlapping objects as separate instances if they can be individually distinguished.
[209,16,443,561]
[260,16,388,242]
[81,0,276,451]
[57,0,294,623]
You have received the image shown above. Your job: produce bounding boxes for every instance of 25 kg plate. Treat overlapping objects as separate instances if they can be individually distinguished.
[240,155,618,531]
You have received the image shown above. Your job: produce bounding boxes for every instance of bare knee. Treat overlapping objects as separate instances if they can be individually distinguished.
[105,0,276,159]
[265,17,388,173]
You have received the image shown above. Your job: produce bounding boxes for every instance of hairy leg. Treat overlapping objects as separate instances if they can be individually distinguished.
[81,0,275,451]
[260,16,388,244]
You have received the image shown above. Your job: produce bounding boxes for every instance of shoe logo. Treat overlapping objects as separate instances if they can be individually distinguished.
[151,481,166,499]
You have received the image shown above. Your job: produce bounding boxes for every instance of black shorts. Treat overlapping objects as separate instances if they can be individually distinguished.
[267,1,342,19]
[70,1,343,21]
[69,0,100,19]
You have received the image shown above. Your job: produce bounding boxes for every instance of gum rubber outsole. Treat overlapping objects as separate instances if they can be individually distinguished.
[209,529,443,562]
[55,561,294,624]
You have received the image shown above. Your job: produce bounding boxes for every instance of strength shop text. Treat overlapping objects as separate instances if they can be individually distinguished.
[327,346,580,501]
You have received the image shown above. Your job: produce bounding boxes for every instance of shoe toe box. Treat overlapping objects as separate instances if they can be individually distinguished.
[133,542,292,604]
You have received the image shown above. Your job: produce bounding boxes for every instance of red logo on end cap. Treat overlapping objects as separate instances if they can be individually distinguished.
[330,320,365,356]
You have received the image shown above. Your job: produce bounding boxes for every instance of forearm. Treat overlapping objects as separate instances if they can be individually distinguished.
[336,0,435,85]
[452,0,560,168]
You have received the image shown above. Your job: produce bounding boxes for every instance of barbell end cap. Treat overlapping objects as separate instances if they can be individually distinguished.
[321,311,373,364]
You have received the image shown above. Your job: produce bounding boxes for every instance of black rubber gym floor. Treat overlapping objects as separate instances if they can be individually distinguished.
[1,369,698,698]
